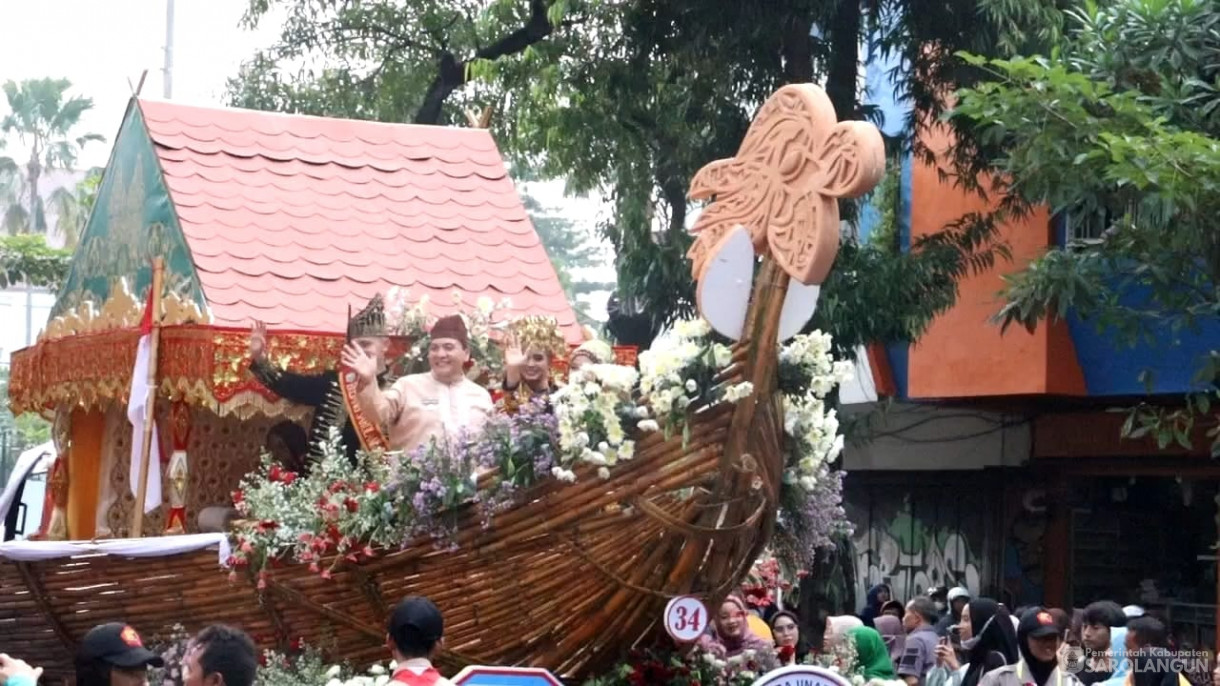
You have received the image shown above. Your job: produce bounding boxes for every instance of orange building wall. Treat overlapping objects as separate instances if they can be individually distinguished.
[906,126,1087,398]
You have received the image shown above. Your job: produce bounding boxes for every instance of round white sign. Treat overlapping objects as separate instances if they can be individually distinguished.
[663,595,709,643]
[750,665,854,686]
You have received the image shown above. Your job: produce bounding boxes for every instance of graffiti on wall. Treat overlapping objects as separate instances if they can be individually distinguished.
[852,501,982,604]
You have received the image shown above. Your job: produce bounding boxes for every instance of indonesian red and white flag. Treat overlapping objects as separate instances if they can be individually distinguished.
[127,285,162,513]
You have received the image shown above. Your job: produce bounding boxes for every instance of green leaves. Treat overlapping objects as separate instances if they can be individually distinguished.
[0,234,72,289]
[953,0,1220,455]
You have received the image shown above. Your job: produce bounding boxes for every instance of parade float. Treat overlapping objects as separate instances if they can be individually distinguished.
[0,82,882,683]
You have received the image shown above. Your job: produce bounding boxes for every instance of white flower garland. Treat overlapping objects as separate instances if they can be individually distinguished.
[779,332,853,492]
[636,318,750,437]
[551,363,642,480]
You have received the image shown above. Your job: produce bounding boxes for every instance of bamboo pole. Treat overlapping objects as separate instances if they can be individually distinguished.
[132,257,165,538]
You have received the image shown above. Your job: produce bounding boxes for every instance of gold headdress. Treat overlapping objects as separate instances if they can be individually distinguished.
[347,294,387,339]
[507,315,567,358]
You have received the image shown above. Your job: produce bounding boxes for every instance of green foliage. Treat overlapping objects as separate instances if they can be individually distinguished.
[0,234,72,289]
[951,0,1220,454]
[226,0,1053,344]
[0,78,104,236]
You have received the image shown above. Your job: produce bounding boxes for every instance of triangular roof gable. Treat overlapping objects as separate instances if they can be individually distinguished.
[136,99,580,339]
[51,98,208,320]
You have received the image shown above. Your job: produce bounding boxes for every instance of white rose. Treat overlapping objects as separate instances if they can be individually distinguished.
[685,379,698,393]
[368,664,385,675]
[634,405,650,418]
[619,441,635,460]
[476,296,494,314]
[637,419,660,432]
[597,466,610,479]
[327,665,343,679]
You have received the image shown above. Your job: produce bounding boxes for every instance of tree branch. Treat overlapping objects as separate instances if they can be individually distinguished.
[413,0,555,124]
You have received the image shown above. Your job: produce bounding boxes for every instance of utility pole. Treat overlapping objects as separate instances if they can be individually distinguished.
[163,0,175,99]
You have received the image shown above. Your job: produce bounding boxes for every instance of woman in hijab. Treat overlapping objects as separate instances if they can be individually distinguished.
[770,611,808,666]
[881,600,906,619]
[957,598,1019,686]
[874,614,907,671]
[849,627,899,681]
[699,596,780,670]
[860,585,893,627]
[979,608,1083,686]
[826,615,865,644]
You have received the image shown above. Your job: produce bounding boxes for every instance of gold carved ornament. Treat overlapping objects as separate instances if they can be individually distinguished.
[686,84,886,287]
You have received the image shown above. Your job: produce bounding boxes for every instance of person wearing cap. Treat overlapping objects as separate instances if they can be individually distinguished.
[979,608,1083,686]
[182,624,258,686]
[347,314,493,454]
[74,622,165,686]
[937,587,972,637]
[386,596,455,686]
[250,294,393,466]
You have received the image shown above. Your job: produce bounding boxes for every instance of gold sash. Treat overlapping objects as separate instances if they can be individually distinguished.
[338,369,390,453]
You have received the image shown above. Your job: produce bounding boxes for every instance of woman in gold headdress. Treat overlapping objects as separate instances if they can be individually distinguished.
[498,315,568,414]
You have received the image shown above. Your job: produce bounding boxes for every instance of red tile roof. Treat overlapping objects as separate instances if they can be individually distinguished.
[137,99,581,340]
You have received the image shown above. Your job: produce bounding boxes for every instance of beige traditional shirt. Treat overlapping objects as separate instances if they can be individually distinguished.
[358,372,494,453]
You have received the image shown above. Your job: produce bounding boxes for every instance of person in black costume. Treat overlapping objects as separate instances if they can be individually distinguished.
[248,294,392,467]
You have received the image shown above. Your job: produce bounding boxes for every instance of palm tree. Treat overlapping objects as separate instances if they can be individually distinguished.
[0,78,104,235]
[47,167,102,249]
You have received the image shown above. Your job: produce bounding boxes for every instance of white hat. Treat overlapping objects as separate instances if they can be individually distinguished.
[1122,605,1145,618]
[947,587,971,602]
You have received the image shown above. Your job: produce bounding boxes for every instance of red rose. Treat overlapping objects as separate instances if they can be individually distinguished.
[231,490,244,504]
[344,498,359,513]
[281,471,297,486]
[268,465,283,482]
[364,482,381,493]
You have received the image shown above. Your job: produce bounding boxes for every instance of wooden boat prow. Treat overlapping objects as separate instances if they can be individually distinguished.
[0,83,884,680]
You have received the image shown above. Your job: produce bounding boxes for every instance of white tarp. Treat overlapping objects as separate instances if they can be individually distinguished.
[0,532,231,566]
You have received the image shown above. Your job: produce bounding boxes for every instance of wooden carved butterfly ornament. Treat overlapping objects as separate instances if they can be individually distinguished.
[688,84,885,341]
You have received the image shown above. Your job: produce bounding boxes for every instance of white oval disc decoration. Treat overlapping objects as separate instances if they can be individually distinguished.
[663,595,709,643]
[778,280,821,343]
[750,665,853,686]
[696,225,754,341]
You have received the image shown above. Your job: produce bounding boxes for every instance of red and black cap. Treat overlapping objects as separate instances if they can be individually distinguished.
[1019,610,1062,639]
[79,623,165,669]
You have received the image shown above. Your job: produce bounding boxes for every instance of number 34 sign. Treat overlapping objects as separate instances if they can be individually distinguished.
[664,595,709,643]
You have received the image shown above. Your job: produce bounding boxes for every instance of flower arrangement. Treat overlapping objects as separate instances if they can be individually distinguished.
[385,287,511,379]
[254,646,357,686]
[741,552,795,609]
[552,363,644,480]
[459,398,559,522]
[637,318,751,441]
[583,645,767,686]
[772,331,855,571]
[146,624,191,686]
[228,432,400,581]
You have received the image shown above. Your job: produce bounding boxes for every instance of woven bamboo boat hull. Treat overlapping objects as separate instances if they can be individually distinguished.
[0,272,787,682]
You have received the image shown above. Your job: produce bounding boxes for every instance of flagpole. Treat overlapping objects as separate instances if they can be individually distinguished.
[132,257,165,538]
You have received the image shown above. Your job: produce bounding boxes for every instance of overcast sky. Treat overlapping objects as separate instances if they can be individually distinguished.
[0,0,279,167]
